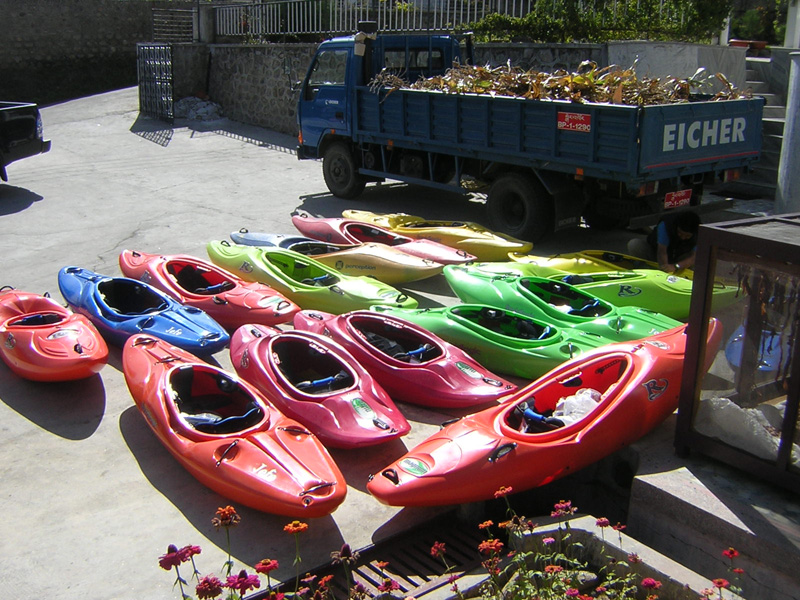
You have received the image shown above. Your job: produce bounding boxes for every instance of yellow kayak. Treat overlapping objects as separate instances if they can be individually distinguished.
[509,250,694,279]
[343,209,533,262]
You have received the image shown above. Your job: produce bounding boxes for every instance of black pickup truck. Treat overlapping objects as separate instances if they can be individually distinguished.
[1,101,51,181]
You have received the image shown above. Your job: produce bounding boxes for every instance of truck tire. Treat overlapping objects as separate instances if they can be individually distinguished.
[323,142,366,199]
[487,172,554,242]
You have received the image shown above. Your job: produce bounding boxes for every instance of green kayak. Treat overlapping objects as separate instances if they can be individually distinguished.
[207,241,418,314]
[443,265,681,341]
[371,303,613,380]
[457,261,739,321]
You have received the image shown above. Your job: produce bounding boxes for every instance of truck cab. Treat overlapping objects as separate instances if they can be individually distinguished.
[297,28,465,161]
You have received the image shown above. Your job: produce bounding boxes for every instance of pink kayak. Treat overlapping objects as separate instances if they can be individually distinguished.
[291,211,476,265]
[229,323,410,449]
[293,309,517,409]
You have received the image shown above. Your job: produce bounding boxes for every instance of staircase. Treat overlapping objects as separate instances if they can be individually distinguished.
[731,56,786,199]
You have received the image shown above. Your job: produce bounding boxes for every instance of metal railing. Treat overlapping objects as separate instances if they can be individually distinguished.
[215,0,535,37]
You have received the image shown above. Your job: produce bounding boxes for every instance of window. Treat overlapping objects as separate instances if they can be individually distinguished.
[308,50,348,87]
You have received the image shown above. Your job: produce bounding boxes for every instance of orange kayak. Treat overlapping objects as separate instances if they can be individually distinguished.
[119,249,299,330]
[122,334,346,517]
[367,320,722,506]
[0,287,108,381]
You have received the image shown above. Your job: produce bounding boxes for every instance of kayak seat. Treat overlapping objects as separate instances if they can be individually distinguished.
[508,401,564,433]
[98,279,166,315]
[169,366,264,433]
[562,274,595,285]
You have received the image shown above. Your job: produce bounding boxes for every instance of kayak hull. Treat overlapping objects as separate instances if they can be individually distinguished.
[0,288,108,381]
[366,320,723,506]
[293,309,517,409]
[443,265,682,342]
[342,209,533,262]
[122,334,346,517]
[58,266,230,355]
[118,249,300,330]
[230,230,444,284]
[229,324,410,449]
[291,211,476,265]
[206,242,418,314]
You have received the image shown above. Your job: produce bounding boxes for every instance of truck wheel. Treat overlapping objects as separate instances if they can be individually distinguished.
[323,142,366,199]
[487,173,553,242]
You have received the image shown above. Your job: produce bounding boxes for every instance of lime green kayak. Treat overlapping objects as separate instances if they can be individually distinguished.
[458,261,738,321]
[207,242,418,314]
[443,265,681,340]
[509,249,693,278]
[371,303,613,380]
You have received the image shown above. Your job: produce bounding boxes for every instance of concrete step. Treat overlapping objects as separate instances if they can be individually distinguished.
[753,91,783,106]
[747,79,771,94]
[763,116,786,134]
[759,144,783,169]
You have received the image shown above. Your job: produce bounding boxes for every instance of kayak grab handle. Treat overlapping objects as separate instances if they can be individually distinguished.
[215,440,239,467]
[300,481,335,496]
[489,442,517,462]
[380,468,400,485]
[278,425,312,436]
[296,375,337,390]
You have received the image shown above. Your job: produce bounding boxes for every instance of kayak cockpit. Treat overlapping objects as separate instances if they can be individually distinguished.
[348,314,442,363]
[168,262,235,295]
[97,278,168,315]
[519,278,612,318]
[168,365,266,434]
[451,305,555,341]
[270,336,356,397]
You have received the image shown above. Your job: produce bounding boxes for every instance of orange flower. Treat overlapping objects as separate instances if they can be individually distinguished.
[478,538,504,555]
[284,520,309,534]
[212,505,241,529]
[478,520,494,530]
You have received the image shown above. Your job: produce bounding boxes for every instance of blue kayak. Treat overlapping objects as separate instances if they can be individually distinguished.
[58,266,229,355]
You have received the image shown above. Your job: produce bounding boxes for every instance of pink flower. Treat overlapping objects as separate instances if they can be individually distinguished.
[196,575,224,599]
[158,544,187,570]
[542,536,555,545]
[431,541,446,558]
[226,570,261,594]
[494,486,513,498]
[551,499,577,517]
[378,578,400,592]
[180,544,202,560]
[565,589,580,597]
[255,558,279,574]
[641,577,662,589]
[596,517,610,527]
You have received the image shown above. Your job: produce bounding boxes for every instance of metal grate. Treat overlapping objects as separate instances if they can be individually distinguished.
[153,7,196,43]
[137,43,174,124]
[250,513,487,600]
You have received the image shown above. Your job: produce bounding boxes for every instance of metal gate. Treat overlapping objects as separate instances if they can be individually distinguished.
[137,43,173,124]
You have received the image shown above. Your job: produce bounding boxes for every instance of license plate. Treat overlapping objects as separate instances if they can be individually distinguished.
[664,189,692,209]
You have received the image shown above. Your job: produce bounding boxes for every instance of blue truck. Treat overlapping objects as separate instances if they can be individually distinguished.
[296,26,764,241]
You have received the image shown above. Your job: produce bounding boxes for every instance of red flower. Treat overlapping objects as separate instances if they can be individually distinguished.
[269,593,286,600]
[723,547,740,559]
[733,567,745,574]
[158,544,187,570]
[431,541,446,558]
[494,486,513,498]
[596,517,610,528]
[641,577,662,589]
[713,578,730,589]
[196,575,224,599]
[612,522,627,532]
[284,520,309,534]
[226,570,261,594]
[319,574,334,589]
[255,558,279,574]
[478,538,504,555]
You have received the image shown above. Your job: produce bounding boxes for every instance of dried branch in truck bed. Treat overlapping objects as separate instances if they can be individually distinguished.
[370,60,750,106]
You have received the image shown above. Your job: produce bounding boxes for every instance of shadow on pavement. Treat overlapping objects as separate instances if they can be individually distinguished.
[0,367,105,439]
[0,184,44,216]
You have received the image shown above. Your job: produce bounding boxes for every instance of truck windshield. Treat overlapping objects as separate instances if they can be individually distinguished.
[308,49,348,87]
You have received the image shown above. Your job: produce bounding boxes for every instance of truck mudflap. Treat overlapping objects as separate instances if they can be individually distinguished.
[638,97,764,176]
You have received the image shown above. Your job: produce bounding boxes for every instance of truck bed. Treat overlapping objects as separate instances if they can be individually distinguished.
[354,87,764,183]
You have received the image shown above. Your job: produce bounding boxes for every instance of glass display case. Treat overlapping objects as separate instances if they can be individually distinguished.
[675,213,800,493]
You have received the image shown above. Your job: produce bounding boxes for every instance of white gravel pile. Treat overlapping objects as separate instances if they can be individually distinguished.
[174,96,224,121]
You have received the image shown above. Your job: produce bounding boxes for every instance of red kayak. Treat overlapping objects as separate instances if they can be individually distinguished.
[118,250,299,330]
[0,287,108,381]
[366,320,723,506]
[122,334,346,517]
[291,211,476,265]
[292,310,517,409]
[229,324,410,449]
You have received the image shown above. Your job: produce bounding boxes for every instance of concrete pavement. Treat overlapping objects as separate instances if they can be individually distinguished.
[0,86,775,600]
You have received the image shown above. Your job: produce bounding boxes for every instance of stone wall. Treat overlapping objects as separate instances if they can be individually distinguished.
[205,43,318,135]
[0,0,194,105]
